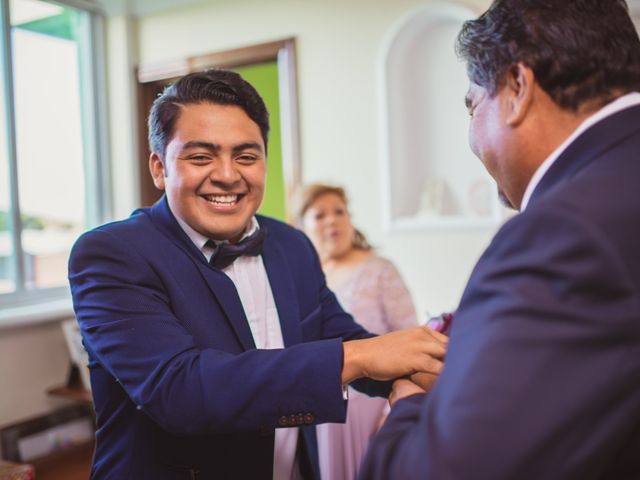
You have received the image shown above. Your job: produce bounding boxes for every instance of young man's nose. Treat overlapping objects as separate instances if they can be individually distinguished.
[209,160,241,184]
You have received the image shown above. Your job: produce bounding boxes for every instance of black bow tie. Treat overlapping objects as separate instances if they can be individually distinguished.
[206,227,267,270]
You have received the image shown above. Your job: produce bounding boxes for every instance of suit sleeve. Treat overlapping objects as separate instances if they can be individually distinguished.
[69,228,349,436]
[359,207,640,480]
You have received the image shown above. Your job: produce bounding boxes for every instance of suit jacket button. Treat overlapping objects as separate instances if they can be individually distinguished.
[304,413,314,425]
[297,414,305,425]
[289,414,298,426]
[278,416,289,427]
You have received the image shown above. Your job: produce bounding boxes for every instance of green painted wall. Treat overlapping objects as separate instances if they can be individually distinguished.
[234,62,286,221]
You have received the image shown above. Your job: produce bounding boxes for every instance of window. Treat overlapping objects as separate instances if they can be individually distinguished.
[0,0,108,319]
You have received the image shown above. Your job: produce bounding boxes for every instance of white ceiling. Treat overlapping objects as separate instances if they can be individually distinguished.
[90,0,640,19]
[88,0,214,17]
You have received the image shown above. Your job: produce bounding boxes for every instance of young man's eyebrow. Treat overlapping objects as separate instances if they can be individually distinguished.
[231,142,264,155]
[182,141,221,154]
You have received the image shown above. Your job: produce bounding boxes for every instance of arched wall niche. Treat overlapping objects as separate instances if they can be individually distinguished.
[378,2,502,231]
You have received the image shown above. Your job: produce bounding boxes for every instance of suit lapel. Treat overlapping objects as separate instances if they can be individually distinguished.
[148,196,256,350]
[529,104,640,206]
[259,219,302,347]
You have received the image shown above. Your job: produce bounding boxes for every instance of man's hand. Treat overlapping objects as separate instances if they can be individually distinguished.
[389,378,426,407]
[341,326,448,384]
[409,371,439,392]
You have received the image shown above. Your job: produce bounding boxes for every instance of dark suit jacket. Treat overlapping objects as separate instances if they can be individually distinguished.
[69,198,386,480]
[360,105,640,480]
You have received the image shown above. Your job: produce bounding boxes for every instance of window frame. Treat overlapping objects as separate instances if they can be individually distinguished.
[0,0,110,327]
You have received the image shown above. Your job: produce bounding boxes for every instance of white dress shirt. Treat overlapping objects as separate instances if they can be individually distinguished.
[520,92,640,211]
[174,214,301,480]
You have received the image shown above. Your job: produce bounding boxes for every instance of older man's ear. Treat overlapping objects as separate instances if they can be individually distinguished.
[505,62,536,127]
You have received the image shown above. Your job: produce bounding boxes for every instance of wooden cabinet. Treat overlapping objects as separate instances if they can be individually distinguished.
[0,404,94,480]
[30,440,93,480]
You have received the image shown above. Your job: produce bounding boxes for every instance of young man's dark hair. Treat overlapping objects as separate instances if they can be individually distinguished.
[456,0,640,110]
[148,69,270,161]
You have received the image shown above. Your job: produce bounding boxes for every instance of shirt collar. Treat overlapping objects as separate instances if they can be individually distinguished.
[173,211,260,256]
[520,92,640,211]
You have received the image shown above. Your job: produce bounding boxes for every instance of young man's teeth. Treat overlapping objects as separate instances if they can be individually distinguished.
[207,195,238,205]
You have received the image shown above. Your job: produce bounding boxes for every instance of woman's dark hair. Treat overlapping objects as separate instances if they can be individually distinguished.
[295,183,372,251]
[456,0,640,110]
[148,69,269,160]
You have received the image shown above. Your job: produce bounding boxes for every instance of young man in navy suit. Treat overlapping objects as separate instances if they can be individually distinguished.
[69,69,446,479]
[360,1,640,479]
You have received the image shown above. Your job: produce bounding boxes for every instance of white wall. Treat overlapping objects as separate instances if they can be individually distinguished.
[115,0,496,319]
[106,15,141,221]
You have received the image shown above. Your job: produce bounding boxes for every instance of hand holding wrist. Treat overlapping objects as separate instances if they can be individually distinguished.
[340,326,448,385]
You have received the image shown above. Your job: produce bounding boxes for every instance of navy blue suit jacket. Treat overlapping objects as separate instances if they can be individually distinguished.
[360,105,640,479]
[69,198,386,479]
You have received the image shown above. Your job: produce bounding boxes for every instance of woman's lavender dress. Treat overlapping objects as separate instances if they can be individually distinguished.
[317,255,417,480]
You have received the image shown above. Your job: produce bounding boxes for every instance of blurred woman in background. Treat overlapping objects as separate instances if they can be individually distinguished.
[296,183,418,480]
